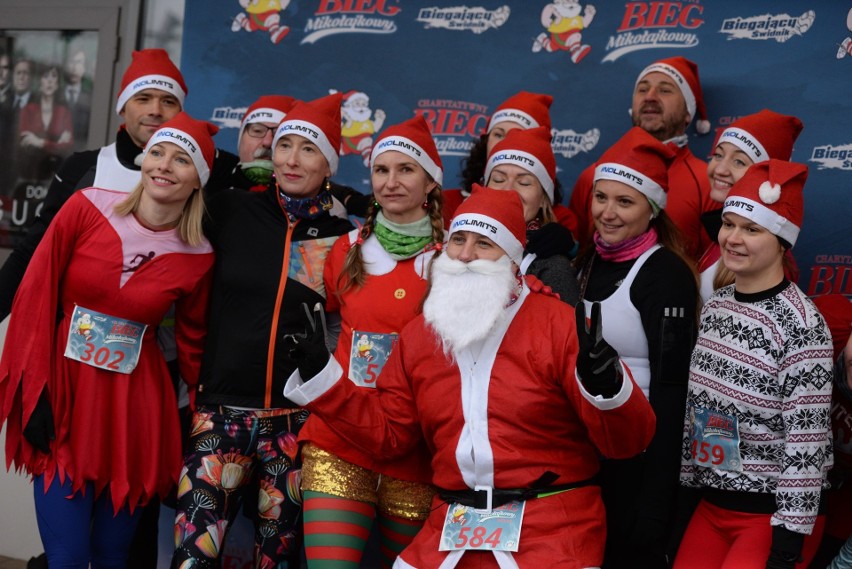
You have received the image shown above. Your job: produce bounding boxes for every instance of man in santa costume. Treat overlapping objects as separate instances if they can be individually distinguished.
[285,185,656,568]
[568,56,716,261]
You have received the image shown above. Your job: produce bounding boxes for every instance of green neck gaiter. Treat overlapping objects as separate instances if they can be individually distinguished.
[373,210,433,260]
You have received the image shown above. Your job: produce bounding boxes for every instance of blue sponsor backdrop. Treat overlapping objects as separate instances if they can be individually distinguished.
[180,1,851,296]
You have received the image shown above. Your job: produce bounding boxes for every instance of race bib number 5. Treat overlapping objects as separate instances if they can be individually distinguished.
[348,330,398,388]
[64,305,147,374]
[688,404,742,471]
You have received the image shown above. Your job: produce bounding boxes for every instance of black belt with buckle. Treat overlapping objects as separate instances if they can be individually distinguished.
[438,472,598,511]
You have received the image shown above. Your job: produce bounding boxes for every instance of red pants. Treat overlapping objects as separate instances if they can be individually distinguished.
[673,499,825,569]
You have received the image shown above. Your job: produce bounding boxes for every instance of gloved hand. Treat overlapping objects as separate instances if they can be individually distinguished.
[523,274,560,300]
[766,526,804,569]
[526,222,576,260]
[23,391,55,454]
[284,302,330,381]
[575,302,622,398]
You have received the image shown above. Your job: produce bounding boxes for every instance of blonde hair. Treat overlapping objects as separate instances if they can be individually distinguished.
[114,182,206,247]
[337,182,444,296]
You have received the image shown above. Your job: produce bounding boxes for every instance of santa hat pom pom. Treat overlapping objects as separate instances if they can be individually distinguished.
[696,119,711,135]
[758,180,781,204]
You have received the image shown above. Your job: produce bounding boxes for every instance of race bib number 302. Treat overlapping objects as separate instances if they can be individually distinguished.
[64,305,147,374]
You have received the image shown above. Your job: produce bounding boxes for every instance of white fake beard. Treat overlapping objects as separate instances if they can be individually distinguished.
[423,254,517,358]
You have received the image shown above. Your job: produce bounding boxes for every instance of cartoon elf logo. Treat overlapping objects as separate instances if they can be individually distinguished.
[355,334,374,363]
[231,0,291,44]
[532,0,596,63]
[450,504,469,525]
[336,90,386,167]
[75,312,95,341]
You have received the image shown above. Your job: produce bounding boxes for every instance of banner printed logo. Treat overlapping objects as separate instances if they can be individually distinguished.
[552,127,600,159]
[417,5,510,34]
[532,1,596,64]
[210,106,248,130]
[302,0,400,44]
[335,90,386,167]
[719,11,815,43]
[231,0,292,44]
[602,1,703,63]
[810,143,852,171]
[837,7,852,59]
[414,99,489,157]
[808,254,852,296]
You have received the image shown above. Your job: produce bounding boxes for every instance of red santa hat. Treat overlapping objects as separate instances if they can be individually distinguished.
[715,109,803,164]
[723,159,808,247]
[636,56,710,134]
[485,126,556,204]
[449,184,526,264]
[370,115,444,185]
[144,112,219,187]
[115,49,187,115]
[811,294,852,360]
[594,127,676,212]
[487,91,553,133]
[240,95,298,135]
[273,93,343,175]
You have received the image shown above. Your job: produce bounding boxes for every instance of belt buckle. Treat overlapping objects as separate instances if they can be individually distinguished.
[473,485,493,513]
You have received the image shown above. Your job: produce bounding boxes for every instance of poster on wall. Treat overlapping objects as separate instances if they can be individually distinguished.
[0,30,98,247]
[178,0,851,297]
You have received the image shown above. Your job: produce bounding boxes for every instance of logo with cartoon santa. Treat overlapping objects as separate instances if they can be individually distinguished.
[336,90,386,167]
[532,0,596,63]
[839,7,852,59]
[231,0,291,44]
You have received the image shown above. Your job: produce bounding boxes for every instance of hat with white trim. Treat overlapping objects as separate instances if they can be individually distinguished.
[115,49,187,115]
[485,126,556,204]
[723,159,807,247]
[593,126,676,212]
[144,111,219,187]
[240,95,298,138]
[715,109,803,164]
[487,91,553,133]
[635,56,710,134]
[273,92,343,175]
[370,115,444,185]
[449,184,526,264]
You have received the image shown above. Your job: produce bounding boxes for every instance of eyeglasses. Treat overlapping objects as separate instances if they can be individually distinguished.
[245,123,277,139]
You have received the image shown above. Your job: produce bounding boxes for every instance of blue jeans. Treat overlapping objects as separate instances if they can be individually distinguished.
[33,472,143,569]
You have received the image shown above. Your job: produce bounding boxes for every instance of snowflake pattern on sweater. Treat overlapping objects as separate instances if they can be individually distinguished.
[681,282,834,534]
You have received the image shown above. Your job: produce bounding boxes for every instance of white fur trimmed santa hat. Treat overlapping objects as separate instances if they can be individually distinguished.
[449,184,527,264]
[485,125,556,204]
[636,56,710,134]
[487,91,553,133]
[371,115,444,185]
[723,159,808,247]
[273,92,343,175]
[715,109,803,164]
[115,49,187,115]
[144,112,219,187]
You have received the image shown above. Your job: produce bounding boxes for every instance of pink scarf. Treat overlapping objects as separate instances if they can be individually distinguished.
[594,227,658,262]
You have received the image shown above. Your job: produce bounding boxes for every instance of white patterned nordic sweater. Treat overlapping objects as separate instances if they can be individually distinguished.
[680,281,834,534]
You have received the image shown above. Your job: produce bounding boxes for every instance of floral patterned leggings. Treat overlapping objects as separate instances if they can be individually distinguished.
[170,405,308,569]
